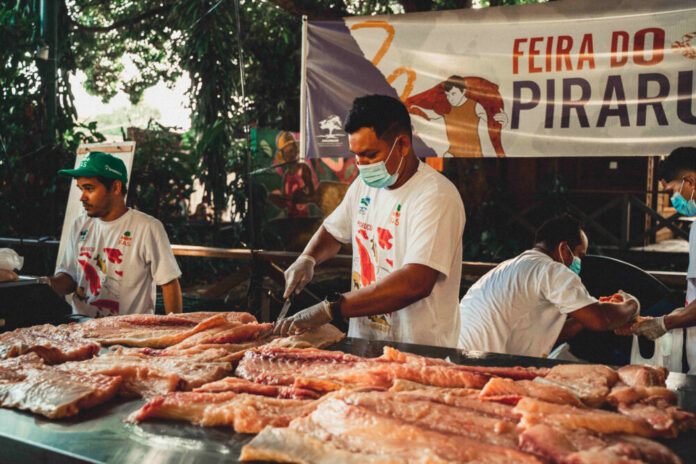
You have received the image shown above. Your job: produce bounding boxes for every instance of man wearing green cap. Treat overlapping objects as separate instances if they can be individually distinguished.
[40,151,183,317]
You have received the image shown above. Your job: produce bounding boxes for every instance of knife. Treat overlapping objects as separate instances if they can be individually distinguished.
[277,294,293,322]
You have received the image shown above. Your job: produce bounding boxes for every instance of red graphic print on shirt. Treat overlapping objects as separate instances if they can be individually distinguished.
[79,251,92,259]
[377,227,393,250]
[78,259,101,296]
[90,299,119,314]
[357,229,369,240]
[115,270,123,277]
[355,236,376,287]
[104,248,123,264]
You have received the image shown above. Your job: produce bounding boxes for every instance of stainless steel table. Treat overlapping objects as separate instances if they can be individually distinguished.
[1,337,695,463]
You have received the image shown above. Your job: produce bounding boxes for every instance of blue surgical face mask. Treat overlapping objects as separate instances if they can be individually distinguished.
[566,244,581,275]
[671,181,696,217]
[357,137,404,189]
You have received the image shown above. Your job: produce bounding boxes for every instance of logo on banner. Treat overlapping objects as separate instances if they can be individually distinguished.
[317,115,346,147]
[672,32,696,59]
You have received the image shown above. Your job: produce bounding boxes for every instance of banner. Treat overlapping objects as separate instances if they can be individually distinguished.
[302,0,696,158]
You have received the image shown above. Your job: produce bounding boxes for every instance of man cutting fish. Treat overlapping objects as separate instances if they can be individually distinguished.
[39,151,182,317]
[630,147,696,373]
[458,215,639,357]
[275,94,466,347]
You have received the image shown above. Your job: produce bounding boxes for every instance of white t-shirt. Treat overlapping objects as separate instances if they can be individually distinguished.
[323,162,465,347]
[458,249,597,357]
[57,209,181,317]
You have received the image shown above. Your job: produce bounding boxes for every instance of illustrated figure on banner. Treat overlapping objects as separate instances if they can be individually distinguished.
[405,75,508,158]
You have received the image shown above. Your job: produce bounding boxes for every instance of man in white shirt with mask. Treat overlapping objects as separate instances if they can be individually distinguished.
[632,147,696,373]
[275,94,466,347]
[458,215,639,358]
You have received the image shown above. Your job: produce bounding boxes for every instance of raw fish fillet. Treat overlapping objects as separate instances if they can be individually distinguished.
[616,401,696,438]
[519,423,681,464]
[514,397,657,437]
[0,353,121,419]
[60,350,231,398]
[159,323,345,362]
[76,312,232,347]
[129,390,320,433]
[194,376,320,399]
[235,346,489,390]
[164,322,273,349]
[539,363,618,407]
[336,390,520,448]
[616,364,668,388]
[0,323,99,364]
[480,377,584,406]
[244,392,543,463]
[607,385,677,406]
[381,346,548,380]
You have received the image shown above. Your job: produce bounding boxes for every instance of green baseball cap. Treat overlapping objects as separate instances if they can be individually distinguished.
[58,151,128,185]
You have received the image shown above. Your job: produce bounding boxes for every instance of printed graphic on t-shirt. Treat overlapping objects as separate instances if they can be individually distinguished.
[76,237,125,317]
[353,217,395,334]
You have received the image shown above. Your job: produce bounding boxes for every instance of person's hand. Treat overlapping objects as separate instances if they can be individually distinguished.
[493,111,508,126]
[274,300,332,336]
[617,290,640,317]
[631,316,667,340]
[0,269,18,282]
[283,255,316,298]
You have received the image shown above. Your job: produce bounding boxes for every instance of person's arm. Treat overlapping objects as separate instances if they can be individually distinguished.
[41,272,77,296]
[555,318,584,345]
[0,269,18,281]
[275,264,439,335]
[663,301,696,330]
[161,278,182,314]
[569,299,638,331]
[302,226,343,266]
[410,106,441,120]
[339,263,439,318]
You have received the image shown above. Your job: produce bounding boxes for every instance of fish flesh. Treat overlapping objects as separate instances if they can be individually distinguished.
[616,401,696,438]
[76,312,234,347]
[539,363,618,408]
[480,377,584,406]
[235,346,489,390]
[616,364,668,388]
[0,353,121,419]
[514,397,657,437]
[60,349,231,398]
[162,322,273,349]
[194,376,320,400]
[0,323,100,364]
[381,346,548,380]
[519,423,681,464]
[243,392,544,463]
[129,390,320,433]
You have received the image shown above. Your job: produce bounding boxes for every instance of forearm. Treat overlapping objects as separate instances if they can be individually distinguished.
[664,302,696,330]
[555,318,584,344]
[161,279,183,314]
[302,226,343,265]
[44,272,77,296]
[340,264,437,319]
[571,300,637,331]
[595,301,638,330]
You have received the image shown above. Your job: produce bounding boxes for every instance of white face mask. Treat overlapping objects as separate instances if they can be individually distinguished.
[356,137,403,188]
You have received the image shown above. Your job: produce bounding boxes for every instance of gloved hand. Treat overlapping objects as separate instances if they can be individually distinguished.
[631,316,668,340]
[617,290,640,317]
[274,300,332,336]
[283,254,316,298]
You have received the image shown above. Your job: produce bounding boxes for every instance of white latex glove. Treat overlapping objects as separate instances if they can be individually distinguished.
[274,300,332,336]
[631,316,667,341]
[617,290,640,317]
[283,254,316,298]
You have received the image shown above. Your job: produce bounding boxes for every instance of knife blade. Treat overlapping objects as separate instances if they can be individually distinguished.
[277,295,293,322]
